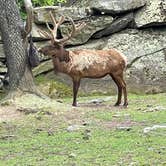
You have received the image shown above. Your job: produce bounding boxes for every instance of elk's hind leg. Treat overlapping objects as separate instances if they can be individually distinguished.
[113,73,128,107]
[121,77,128,107]
[110,74,122,106]
[72,78,80,107]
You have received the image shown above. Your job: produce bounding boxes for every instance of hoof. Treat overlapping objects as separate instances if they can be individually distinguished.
[123,103,128,108]
[72,103,77,107]
[114,103,121,107]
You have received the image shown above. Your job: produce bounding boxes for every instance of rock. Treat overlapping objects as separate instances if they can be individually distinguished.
[60,16,113,45]
[92,13,135,39]
[34,6,92,24]
[72,0,146,14]
[66,125,84,132]
[33,59,53,76]
[135,0,166,27]
[47,129,54,136]
[104,28,166,93]
[87,97,113,104]
[143,125,166,134]
[88,98,104,104]
[116,126,132,131]
[145,87,163,94]
[82,129,91,140]
[0,44,5,59]
[0,67,7,74]
[33,7,113,46]
[0,61,5,67]
[68,38,106,50]
[144,106,166,112]
[68,153,77,158]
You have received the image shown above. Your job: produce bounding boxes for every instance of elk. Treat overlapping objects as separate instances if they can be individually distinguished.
[38,12,128,107]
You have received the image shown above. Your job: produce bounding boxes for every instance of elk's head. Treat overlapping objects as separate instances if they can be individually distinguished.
[38,12,86,62]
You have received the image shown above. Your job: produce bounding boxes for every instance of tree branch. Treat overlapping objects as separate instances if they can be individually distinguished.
[22,0,33,38]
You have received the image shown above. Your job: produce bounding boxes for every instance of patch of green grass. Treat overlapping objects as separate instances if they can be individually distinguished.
[0,93,166,165]
[35,75,116,99]
[35,75,72,98]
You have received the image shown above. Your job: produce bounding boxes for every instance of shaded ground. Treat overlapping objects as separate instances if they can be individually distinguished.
[0,93,166,165]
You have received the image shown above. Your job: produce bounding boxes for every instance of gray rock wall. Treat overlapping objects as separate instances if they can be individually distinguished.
[0,0,166,93]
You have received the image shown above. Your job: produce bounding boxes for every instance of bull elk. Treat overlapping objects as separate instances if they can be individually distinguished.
[38,12,128,107]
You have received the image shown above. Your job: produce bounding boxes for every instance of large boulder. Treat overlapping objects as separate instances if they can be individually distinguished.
[33,59,53,76]
[68,38,106,50]
[135,0,166,27]
[34,6,92,24]
[92,13,135,39]
[61,16,113,45]
[104,28,166,93]
[72,0,146,14]
[33,6,113,45]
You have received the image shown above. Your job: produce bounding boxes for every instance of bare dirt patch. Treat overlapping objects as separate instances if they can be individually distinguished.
[0,106,24,122]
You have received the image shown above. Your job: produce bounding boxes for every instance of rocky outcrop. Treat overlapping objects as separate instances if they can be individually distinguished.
[92,13,135,39]
[135,0,166,27]
[104,28,166,93]
[61,16,113,45]
[34,6,92,24]
[71,0,146,15]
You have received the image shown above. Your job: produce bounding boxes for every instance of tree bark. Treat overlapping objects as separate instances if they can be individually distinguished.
[0,0,39,99]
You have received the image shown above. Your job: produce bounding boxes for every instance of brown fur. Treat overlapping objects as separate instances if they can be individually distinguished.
[39,45,128,107]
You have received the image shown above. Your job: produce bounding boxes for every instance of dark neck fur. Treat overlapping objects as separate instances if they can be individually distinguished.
[59,45,70,63]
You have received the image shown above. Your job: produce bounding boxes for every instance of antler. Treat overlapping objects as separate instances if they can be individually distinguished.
[38,11,65,44]
[57,17,86,44]
[38,11,86,44]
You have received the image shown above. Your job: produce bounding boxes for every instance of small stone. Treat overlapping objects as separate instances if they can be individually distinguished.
[68,153,76,158]
[117,126,132,131]
[82,129,91,140]
[143,125,166,134]
[48,129,54,136]
[88,99,104,104]
[112,114,121,118]
[66,125,84,132]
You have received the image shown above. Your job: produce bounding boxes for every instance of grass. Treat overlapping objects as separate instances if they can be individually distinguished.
[0,93,166,165]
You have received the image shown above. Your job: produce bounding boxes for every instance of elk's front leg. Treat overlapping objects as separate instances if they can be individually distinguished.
[72,79,80,106]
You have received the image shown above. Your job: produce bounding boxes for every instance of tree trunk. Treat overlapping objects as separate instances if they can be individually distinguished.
[0,0,40,99]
